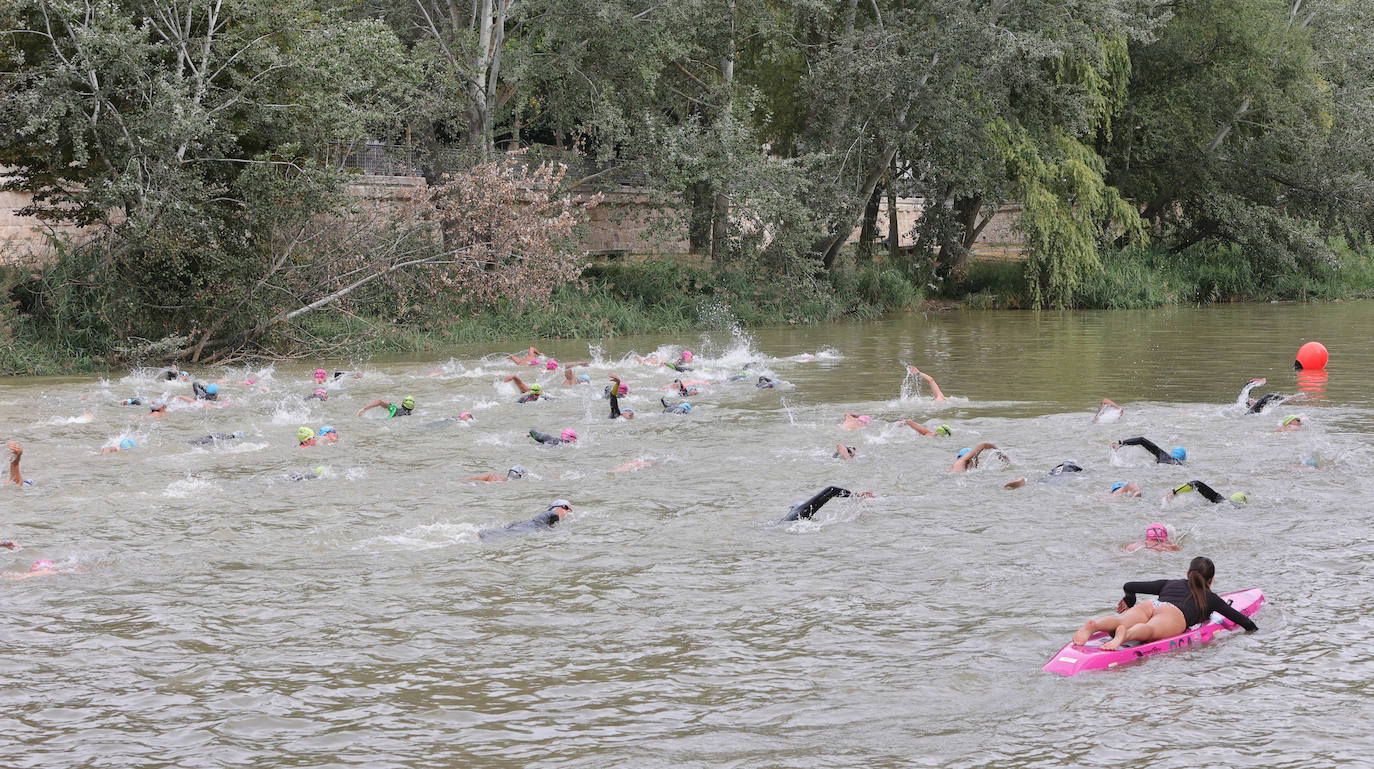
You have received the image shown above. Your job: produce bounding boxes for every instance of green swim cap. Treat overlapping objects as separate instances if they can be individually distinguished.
[1229,492,1249,503]
[1281,415,1300,427]
[529,384,542,395]
[297,426,314,443]
[313,466,325,475]
[402,396,415,409]
[936,424,952,437]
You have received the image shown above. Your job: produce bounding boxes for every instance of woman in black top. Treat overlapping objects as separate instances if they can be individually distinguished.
[1072,556,1257,651]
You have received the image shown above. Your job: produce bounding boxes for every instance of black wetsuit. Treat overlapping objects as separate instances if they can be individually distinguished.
[756,377,775,389]
[1042,460,1084,481]
[661,398,691,414]
[833,446,856,459]
[529,429,570,446]
[305,393,326,401]
[479,510,562,540]
[609,390,627,419]
[185,431,242,445]
[286,470,321,482]
[666,358,692,372]
[122,398,143,406]
[1176,480,1226,503]
[780,486,854,522]
[1122,580,1258,630]
[1247,393,1285,414]
[1118,437,1182,465]
[191,382,218,401]
[387,404,413,418]
[518,392,544,404]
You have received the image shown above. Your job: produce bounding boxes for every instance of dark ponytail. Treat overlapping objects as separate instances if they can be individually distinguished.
[1187,556,1215,616]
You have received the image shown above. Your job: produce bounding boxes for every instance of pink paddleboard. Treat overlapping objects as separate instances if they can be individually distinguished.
[1043,588,1264,677]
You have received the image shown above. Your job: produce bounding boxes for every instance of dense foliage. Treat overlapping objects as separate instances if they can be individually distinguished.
[3,0,1373,370]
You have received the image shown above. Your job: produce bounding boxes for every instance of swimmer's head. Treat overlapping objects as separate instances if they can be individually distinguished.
[29,559,54,572]
[314,368,327,380]
[1170,446,1187,461]
[936,424,952,437]
[314,388,327,397]
[529,384,543,396]
[318,425,336,436]
[178,370,189,380]
[621,408,635,419]
[297,426,315,444]
[205,383,219,395]
[459,411,473,421]
[150,400,166,412]
[1110,481,1127,493]
[548,499,572,515]
[1145,523,1169,542]
[957,448,972,459]
[679,403,693,412]
[561,428,578,442]
[401,396,415,410]
[507,465,527,479]
[1281,415,1301,427]
[856,415,871,424]
[681,350,693,362]
[546,359,559,370]
[1302,456,1319,467]
[1229,492,1249,504]
[118,438,135,450]
[245,378,256,385]
[313,466,325,476]
[577,374,590,383]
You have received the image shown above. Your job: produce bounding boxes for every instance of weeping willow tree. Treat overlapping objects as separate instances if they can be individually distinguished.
[1005,33,1146,308]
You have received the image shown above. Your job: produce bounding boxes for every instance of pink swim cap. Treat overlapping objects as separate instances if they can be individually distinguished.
[245,378,256,385]
[681,350,693,361]
[857,415,872,424]
[30,559,54,572]
[1145,523,1169,542]
[561,429,578,442]
[617,383,629,395]
[314,368,326,378]
[546,359,559,370]
[459,411,473,420]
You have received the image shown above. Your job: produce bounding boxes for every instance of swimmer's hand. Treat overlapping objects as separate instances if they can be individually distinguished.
[906,365,920,376]
[854,491,875,499]
[1109,441,1122,450]
[6,442,20,458]
[1116,599,1129,613]
[0,540,18,550]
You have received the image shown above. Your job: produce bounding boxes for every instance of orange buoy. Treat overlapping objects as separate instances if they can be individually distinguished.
[1294,341,1328,371]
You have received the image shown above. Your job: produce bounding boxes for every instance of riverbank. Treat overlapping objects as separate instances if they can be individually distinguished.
[5,244,1372,377]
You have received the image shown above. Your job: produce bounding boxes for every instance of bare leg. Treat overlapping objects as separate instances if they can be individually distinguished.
[1074,604,1153,646]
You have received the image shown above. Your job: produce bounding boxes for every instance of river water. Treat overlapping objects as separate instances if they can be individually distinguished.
[2,302,1373,767]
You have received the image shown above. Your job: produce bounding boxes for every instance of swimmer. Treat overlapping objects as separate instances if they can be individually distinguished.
[317,426,339,443]
[1167,480,1247,505]
[1109,481,1142,498]
[4,442,29,486]
[603,379,630,398]
[185,431,244,446]
[507,346,543,366]
[905,365,946,401]
[530,428,578,446]
[297,426,317,447]
[1247,391,1293,414]
[464,465,527,483]
[504,375,549,403]
[661,398,693,414]
[841,413,872,430]
[727,364,759,382]
[779,485,875,522]
[1278,415,1302,432]
[1111,437,1185,465]
[611,460,654,472]
[192,381,219,401]
[313,368,328,385]
[421,413,474,429]
[479,499,571,539]
[1125,523,1180,553]
[161,368,189,381]
[286,466,327,482]
[948,442,1001,473]
[143,400,168,419]
[0,540,19,550]
[902,421,952,437]
[1093,398,1123,423]
[1237,377,1266,407]
[755,377,776,389]
[608,375,634,419]
[120,397,144,406]
[99,438,137,455]
[665,350,694,371]
[671,379,700,397]
[357,396,415,418]
[5,559,59,580]
[306,388,328,402]
[834,444,857,460]
[1042,460,1084,481]
[1071,556,1256,651]
[562,362,592,385]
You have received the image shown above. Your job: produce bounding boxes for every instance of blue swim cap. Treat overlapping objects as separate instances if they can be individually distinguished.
[205,383,219,395]
[119,438,135,450]
[1110,482,1126,493]
[957,448,972,458]
[1302,456,1318,467]
[577,374,591,382]
[681,403,693,412]
[1170,446,1186,460]
[319,425,336,435]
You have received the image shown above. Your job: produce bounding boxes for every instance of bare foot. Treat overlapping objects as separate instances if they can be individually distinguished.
[1072,620,1097,646]
[1100,626,1129,651]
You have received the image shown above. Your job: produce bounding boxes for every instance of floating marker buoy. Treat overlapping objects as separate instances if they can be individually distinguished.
[1294,341,1328,371]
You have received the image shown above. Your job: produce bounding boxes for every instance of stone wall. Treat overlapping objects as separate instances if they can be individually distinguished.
[0,184,92,265]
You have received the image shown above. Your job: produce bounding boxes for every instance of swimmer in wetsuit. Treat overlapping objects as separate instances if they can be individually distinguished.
[479,499,571,539]
[1167,480,1247,505]
[755,377,775,389]
[1071,556,1257,650]
[661,398,693,414]
[185,432,244,446]
[1247,392,1289,414]
[1236,377,1266,407]
[671,379,700,396]
[779,485,874,522]
[357,396,414,418]
[504,375,548,403]
[1042,460,1084,481]
[530,428,578,445]
[1112,437,1185,465]
[306,388,328,401]
[608,376,635,419]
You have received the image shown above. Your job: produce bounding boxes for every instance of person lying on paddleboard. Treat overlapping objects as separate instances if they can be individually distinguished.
[1072,556,1256,651]
[779,486,874,522]
[1112,436,1185,464]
